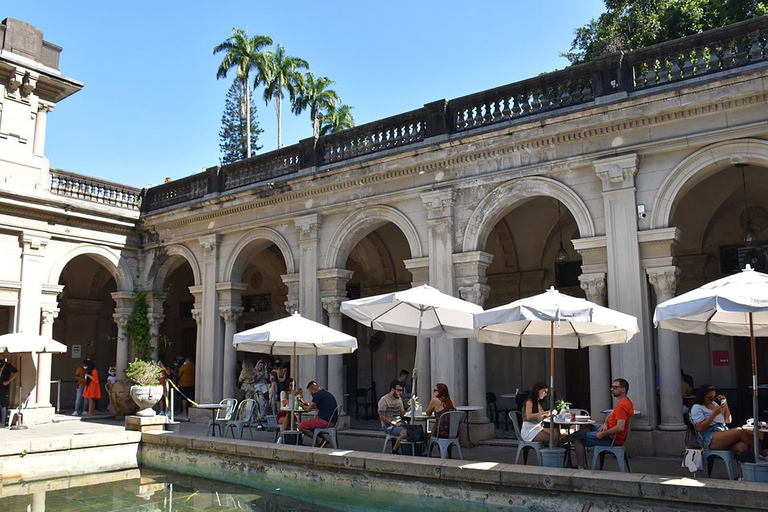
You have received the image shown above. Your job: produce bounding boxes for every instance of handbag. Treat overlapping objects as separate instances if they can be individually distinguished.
[682,448,703,472]
[405,424,425,444]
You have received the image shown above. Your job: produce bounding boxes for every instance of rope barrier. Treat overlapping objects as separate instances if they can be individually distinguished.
[167,378,199,407]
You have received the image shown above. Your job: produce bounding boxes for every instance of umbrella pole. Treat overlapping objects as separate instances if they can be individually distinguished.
[291,342,297,432]
[412,311,423,425]
[550,321,555,450]
[749,312,760,463]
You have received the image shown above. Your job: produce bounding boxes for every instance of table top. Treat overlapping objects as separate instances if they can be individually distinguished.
[544,418,595,426]
[457,405,483,412]
[194,403,225,410]
[601,408,642,416]
[499,393,519,399]
[404,412,431,420]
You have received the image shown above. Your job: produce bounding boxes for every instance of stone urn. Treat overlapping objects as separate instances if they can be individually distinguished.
[129,385,164,417]
[106,378,139,418]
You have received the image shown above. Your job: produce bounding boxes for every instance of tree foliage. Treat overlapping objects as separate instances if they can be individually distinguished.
[259,45,309,148]
[320,104,355,136]
[564,0,768,64]
[219,79,263,164]
[293,72,340,139]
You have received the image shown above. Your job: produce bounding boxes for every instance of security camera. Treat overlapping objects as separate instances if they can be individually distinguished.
[637,204,647,219]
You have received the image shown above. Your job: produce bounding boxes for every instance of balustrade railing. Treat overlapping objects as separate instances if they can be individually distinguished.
[140,16,768,213]
[50,169,141,210]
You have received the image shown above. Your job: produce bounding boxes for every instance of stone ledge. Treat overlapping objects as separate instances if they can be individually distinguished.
[125,415,167,433]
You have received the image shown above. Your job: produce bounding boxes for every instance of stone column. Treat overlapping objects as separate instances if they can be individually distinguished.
[218,281,246,399]
[455,251,493,422]
[147,294,166,362]
[648,266,686,430]
[579,272,612,418]
[319,268,354,408]
[404,257,431,398]
[294,214,322,387]
[33,101,53,156]
[421,189,463,400]
[189,285,204,404]
[594,154,654,430]
[111,292,135,379]
[198,235,222,403]
[281,273,300,315]
[36,308,58,407]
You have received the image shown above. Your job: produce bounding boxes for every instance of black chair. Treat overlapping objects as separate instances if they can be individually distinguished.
[486,392,512,430]
[355,381,377,420]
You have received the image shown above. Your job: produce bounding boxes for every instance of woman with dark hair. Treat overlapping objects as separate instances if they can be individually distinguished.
[521,381,560,445]
[276,378,303,441]
[82,360,101,417]
[691,384,766,458]
[425,382,457,437]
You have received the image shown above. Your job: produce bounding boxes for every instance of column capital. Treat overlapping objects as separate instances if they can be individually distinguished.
[459,284,490,307]
[37,100,54,114]
[647,266,681,298]
[578,272,607,305]
[147,311,165,325]
[219,306,244,324]
[41,308,59,324]
[421,188,455,219]
[321,297,344,318]
[593,153,638,191]
[294,213,322,241]
[112,312,130,328]
[281,273,300,314]
[199,234,220,252]
[191,308,203,325]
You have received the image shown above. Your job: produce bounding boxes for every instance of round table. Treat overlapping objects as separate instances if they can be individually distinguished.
[543,417,596,467]
[457,405,484,447]
[193,403,226,437]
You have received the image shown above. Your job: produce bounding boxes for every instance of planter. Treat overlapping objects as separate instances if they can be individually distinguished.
[129,385,164,417]
[742,461,768,482]
[540,447,566,468]
[105,378,139,418]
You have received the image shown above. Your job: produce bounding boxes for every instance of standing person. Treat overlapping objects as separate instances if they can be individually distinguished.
[72,359,89,416]
[398,370,411,403]
[0,355,19,427]
[82,360,101,417]
[253,359,270,422]
[298,380,338,447]
[105,366,117,413]
[378,379,407,453]
[520,381,560,446]
[276,361,289,393]
[238,358,257,399]
[425,382,457,437]
[573,378,633,470]
[157,361,171,415]
[177,356,195,416]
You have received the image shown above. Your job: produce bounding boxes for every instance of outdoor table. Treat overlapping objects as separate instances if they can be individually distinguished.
[193,403,226,437]
[600,408,642,416]
[499,392,519,400]
[457,405,483,447]
[543,416,596,467]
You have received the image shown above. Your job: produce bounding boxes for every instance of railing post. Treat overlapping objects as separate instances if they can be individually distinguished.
[299,137,321,169]
[423,99,450,138]
[205,166,220,194]
[591,52,627,97]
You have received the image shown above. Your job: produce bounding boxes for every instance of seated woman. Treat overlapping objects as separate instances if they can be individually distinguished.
[425,383,456,437]
[691,384,766,459]
[277,378,303,436]
[521,381,560,446]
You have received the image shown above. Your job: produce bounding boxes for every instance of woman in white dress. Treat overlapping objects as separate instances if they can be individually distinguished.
[521,381,561,445]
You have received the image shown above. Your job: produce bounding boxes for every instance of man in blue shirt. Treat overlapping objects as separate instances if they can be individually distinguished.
[298,380,338,446]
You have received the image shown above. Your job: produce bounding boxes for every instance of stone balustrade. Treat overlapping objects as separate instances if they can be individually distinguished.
[50,168,141,210]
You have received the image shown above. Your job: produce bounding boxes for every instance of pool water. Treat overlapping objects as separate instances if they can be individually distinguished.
[0,469,530,512]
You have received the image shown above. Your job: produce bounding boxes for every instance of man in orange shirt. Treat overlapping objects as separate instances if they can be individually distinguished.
[574,378,633,469]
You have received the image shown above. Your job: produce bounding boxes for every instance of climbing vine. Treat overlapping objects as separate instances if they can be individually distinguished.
[126,290,152,361]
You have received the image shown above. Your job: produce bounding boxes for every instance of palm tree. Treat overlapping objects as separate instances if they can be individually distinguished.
[260,45,309,148]
[213,28,272,159]
[320,104,356,136]
[293,72,340,139]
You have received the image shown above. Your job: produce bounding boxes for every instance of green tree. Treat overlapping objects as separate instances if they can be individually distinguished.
[293,72,340,139]
[213,28,273,158]
[563,0,768,65]
[219,79,263,164]
[260,45,309,148]
[320,103,356,135]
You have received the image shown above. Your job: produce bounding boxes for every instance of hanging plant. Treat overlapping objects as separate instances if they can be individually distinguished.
[126,290,152,361]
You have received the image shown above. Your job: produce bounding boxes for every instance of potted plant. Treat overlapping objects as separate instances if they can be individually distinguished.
[126,359,164,417]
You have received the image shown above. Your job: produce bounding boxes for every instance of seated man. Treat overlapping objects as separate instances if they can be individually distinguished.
[298,380,337,447]
[573,378,633,469]
[379,379,408,453]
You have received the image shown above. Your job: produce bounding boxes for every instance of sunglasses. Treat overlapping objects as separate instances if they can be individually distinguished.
[610,385,623,390]
[394,388,403,393]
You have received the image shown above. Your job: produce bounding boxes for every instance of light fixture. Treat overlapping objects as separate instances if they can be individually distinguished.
[738,164,757,247]
[556,201,568,263]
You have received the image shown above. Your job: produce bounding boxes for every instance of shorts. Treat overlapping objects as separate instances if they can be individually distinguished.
[299,417,332,430]
[179,386,195,401]
[581,431,615,447]
[383,424,405,437]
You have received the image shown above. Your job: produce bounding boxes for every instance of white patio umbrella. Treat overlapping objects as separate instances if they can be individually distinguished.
[473,287,639,449]
[232,312,357,430]
[654,264,768,463]
[0,333,67,354]
[340,284,483,423]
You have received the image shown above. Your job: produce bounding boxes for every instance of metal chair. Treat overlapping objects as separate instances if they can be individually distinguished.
[312,403,343,449]
[509,410,544,465]
[427,410,465,460]
[266,413,281,442]
[225,399,256,439]
[207,398,237,436]
[486,392,512,430]
[355,382,377,420]
[592,418,632,472]
[688,413,735,480]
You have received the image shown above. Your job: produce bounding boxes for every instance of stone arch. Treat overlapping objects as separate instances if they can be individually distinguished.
[651,138,768,230]
[462,176,595,253]
[151,244,201,290]
[325,205,423,269]
[48,244,134,292]
[224,227,296,281]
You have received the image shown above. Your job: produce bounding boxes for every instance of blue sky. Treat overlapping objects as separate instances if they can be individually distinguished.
[6,1,607,188]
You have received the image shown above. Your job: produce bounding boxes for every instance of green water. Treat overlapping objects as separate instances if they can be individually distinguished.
[0,470,525,512]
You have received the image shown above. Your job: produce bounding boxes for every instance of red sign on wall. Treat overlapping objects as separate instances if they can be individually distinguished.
[386,353,396,362]
[712,350,730,366]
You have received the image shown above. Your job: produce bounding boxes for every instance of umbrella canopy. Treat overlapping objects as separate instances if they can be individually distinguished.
[340,284,483,338]
[0,333,68,355]
[474,287,639,448]
[654,264,768,462]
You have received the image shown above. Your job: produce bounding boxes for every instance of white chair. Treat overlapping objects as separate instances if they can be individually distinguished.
[225,399,256,439]
[688,414,735,480]
[592,418,632,472]
[509,410,543,465]
[427,410,465,460]
[312,404,343,449]
[207,398,237,436]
